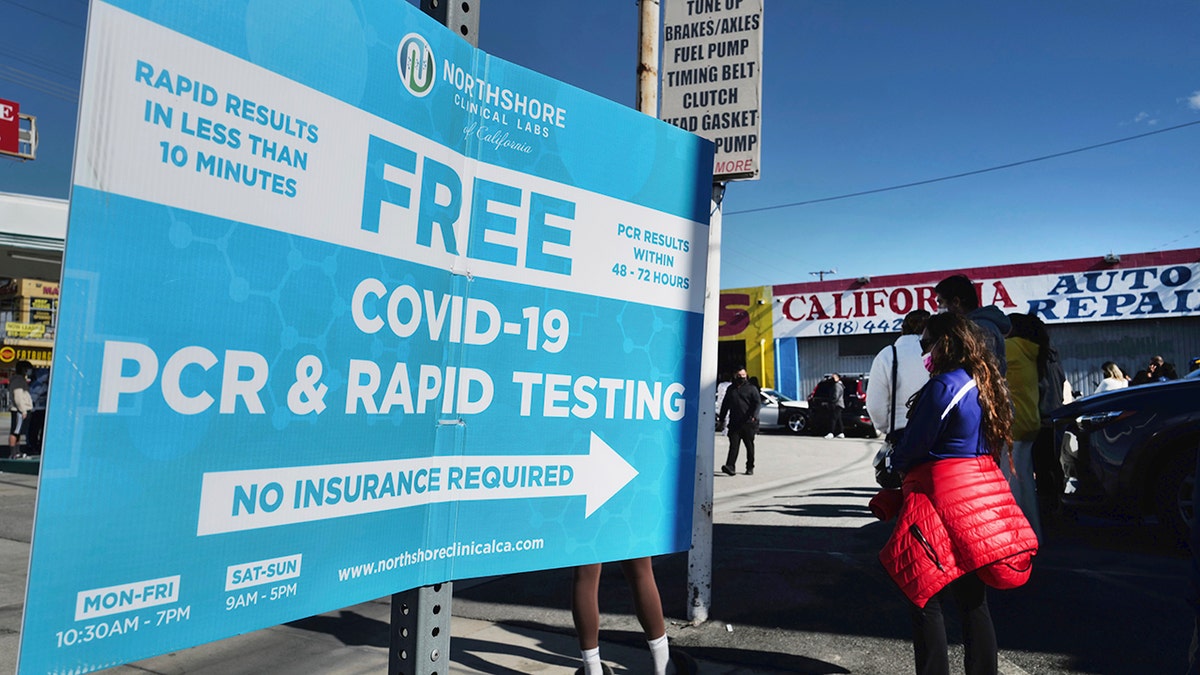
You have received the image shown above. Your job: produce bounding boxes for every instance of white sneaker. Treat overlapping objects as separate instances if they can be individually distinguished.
[836,433,845,438]
[823,433,834,439]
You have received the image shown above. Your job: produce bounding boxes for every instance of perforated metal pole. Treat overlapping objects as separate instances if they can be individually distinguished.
[420,0,479,46]
[389,6,476,675]
[390,583,453,675]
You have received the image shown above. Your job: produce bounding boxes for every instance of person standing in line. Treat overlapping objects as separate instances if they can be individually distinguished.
[1020,314,1072,522]
[867,310,932,440]
[1003,314,1044,542]
[1131,355,1165,385]
[880,312,1037,675]
[1093,361,1129,395]
[824,373,846,439]
[718,367,760,475]
[7,361,33,459]
[1158,361,1180,381]
[934,274,1011,374]
[571,558,694,675]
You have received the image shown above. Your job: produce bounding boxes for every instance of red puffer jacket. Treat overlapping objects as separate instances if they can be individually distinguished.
[877,455,1038,608]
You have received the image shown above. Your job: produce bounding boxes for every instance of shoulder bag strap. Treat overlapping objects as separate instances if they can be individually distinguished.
[889,344,898,434]
[939,378,978,421]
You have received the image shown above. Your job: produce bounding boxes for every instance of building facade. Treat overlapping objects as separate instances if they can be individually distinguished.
[1,192,65,377]
[718,248,1200,400]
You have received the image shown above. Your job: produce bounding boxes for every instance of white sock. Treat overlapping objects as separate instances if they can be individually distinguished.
[581,647,603,675]
[648,633,670,675]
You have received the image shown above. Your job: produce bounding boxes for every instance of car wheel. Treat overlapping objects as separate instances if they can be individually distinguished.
[786,411,809,435]
[1152,443,1198,545]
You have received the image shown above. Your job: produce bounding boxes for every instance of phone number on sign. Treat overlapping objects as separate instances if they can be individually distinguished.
[818,318,904,335]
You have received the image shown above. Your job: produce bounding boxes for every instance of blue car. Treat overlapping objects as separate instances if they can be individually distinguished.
[1052,369,1200,541]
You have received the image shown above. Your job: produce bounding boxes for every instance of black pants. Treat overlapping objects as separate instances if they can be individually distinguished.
[724,426,756,472]
[910,573,997,675]
[1031,425,1062,516]
[829,407,845,436]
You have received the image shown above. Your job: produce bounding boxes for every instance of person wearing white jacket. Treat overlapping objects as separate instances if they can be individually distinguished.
[1093,361,1129,395]
[867,310,931,439]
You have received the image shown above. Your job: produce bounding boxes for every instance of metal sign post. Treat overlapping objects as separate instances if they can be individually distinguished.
[389,583,453,675]
[388,5,478,675]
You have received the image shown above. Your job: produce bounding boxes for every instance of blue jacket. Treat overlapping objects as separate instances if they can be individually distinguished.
[891,369,988,473]
[968,306,1011,375]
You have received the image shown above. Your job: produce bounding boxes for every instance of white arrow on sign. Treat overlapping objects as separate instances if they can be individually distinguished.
[196,432,639,535]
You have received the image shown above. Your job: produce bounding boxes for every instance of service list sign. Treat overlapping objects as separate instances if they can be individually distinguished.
[18,1,713,672]
[661,0,764,180]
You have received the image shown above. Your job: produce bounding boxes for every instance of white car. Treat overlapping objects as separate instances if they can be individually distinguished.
[758,388,810,435]
[716,385,810,435]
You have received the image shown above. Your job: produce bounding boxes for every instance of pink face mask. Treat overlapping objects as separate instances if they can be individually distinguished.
[923,352,935,373]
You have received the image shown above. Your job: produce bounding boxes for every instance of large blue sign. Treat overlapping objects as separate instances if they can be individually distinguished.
[18,1,712,672]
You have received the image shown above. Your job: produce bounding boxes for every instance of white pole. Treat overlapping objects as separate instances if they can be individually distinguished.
[637,0,715,625]
[687,183,721,624]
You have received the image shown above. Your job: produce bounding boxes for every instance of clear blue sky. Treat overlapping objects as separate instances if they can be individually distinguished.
[3,0,1199,289]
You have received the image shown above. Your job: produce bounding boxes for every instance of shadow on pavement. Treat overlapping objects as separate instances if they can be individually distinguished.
[452,633,581,674]
[260,478,1193,674]
[451,483,1195,674]
[286,610,388,648]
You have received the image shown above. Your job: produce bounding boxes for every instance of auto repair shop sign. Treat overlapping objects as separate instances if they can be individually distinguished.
[773,261,1200,338]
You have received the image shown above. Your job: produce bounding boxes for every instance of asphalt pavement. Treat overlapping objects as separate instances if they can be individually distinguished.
[3,434,1196,674]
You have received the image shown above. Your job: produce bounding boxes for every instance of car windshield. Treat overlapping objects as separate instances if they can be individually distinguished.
[763,389,795,402]
[1186,368,1200,380]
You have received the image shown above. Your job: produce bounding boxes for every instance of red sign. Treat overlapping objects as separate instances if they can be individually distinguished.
[0,98,19,154]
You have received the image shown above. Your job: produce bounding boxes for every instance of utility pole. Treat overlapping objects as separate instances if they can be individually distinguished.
[637,0,659,115]
[388,7,479,675]
[810,269,836,281]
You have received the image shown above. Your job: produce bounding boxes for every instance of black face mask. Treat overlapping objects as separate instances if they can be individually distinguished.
[733,376,746,385]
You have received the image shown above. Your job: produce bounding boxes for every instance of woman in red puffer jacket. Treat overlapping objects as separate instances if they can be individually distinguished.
[877,312,1037,675]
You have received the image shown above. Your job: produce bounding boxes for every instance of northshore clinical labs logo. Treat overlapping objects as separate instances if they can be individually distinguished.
[397,33,435,97]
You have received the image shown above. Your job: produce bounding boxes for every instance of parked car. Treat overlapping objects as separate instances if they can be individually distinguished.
[1051,369,1200,542]
[807,374,877,438]
[758,388,810,435]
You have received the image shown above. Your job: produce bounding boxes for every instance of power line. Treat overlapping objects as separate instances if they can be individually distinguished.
[1156,226,1200,250]
[0,66,79,102]
[725,119,1200,216]
[0,0,85,28]
[0,46,80,82]
[0,65,78,98]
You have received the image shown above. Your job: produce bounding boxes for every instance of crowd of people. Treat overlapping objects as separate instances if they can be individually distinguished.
[856,272,1193,675]
[1095,353,1184,391]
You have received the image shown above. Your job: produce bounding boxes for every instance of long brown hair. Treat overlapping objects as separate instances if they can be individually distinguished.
[921,312,1013,460]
